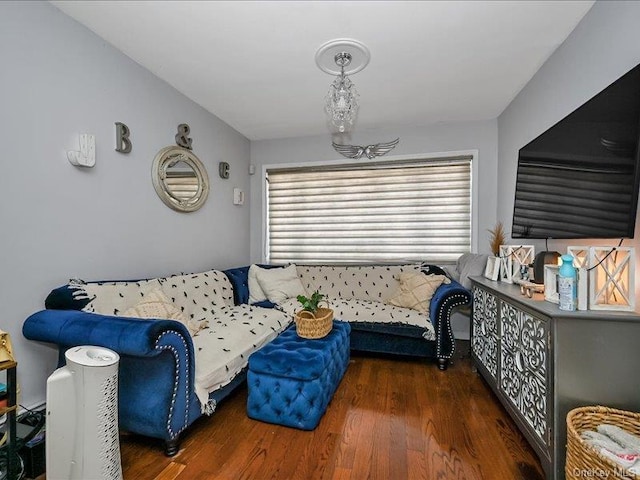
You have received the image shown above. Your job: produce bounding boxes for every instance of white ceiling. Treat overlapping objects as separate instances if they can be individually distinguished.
[51,0,595,141]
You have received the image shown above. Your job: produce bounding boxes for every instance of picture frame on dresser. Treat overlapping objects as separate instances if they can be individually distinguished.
[498,245,536,284]
[544,265,560,304]
[484,256,500,281]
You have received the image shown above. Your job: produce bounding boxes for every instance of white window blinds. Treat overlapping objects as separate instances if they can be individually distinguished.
[266,156,472,264]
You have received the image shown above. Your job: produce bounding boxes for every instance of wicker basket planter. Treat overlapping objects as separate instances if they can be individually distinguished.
[566,405,640,480]
[295,307,333,339]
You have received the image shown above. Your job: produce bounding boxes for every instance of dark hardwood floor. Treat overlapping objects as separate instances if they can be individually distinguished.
[119,342,544,480]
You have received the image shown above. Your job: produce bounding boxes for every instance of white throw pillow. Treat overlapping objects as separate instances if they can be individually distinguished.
[122,288,208,336]
[254,264,306,304]
[248,264,268,303]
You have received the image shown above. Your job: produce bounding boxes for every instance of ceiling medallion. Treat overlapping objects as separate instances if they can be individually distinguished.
[315,39,370,134]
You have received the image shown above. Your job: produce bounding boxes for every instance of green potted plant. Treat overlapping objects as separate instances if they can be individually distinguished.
[295,290,333,339]
[296,290,325,315]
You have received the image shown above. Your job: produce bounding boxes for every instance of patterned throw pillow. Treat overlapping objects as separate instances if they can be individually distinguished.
[387,273,450,314]
[123,288,208,336]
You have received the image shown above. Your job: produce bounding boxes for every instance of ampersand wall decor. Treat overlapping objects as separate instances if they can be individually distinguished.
[175,123,193,150]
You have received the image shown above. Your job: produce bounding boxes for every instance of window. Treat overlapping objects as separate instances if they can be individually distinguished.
[266,155,472,264]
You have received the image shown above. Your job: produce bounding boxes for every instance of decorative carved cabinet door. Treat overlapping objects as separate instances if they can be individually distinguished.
[499,302,549,446]
[471,287,499,379]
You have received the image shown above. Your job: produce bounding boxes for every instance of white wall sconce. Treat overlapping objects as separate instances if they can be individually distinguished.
[68,134,96,167]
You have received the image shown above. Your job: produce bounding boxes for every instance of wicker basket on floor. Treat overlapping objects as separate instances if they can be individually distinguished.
[566,405,640,480]
[295,307,333,339]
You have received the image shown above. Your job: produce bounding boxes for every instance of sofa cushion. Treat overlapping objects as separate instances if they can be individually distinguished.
[44,268,235,318]
[222,264,282,305]
[222,265,252,305]
[387,273,450,314]
[191,304,291,408]
[254,264,306,304]
[159,269,233,323]
[78,279,162,316]
[451,253,489,289]
[421,264,449,277]
[296,264,422,303]
[122,288,207,337]
[248,264,268,303]
[277,297,435,341]
[45,280,94,311]
[122,288,185,320]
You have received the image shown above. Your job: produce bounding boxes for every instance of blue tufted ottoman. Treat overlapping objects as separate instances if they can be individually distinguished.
[246,320,351,430]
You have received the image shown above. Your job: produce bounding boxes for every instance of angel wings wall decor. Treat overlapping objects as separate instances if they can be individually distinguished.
[332,138,399,159]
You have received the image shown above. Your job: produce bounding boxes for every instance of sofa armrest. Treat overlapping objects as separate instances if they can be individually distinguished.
[429,279,472,363]
[23,309,192,357]
[23,309,198,442]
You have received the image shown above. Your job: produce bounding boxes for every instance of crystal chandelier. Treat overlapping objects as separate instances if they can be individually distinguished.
[324,52,359,133]
[316,39,370,134]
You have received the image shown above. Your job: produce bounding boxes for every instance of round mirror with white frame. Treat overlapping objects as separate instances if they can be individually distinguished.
[152,146,209,212]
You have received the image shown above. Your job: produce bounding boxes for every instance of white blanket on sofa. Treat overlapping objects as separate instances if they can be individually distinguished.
[277,298,435,341]
[191,304,291,410]
[76,269,292,413]
[296,264,422,303]
[276,264,437,340]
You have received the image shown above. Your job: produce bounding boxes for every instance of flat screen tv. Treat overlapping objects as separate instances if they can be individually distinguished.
[512,63,640,239]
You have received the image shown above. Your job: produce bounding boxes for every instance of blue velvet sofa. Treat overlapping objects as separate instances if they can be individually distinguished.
[22,263,471,456]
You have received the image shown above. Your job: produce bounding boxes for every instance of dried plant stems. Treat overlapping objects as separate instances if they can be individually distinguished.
[488,221,506,256]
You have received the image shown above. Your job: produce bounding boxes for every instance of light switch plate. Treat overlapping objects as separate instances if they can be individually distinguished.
[233,187,244,205]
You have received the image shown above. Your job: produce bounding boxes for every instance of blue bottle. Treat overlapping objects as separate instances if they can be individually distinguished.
[558,254,577,311]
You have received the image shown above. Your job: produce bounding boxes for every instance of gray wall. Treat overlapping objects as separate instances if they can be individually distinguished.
[250,121,499,262]
[0,2,251,408]
[498,0,640,300]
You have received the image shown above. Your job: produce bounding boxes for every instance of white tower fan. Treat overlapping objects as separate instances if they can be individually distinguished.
[46,346,123,480]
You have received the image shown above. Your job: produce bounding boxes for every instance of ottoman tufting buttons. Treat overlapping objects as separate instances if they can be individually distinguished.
[246,321,350,430]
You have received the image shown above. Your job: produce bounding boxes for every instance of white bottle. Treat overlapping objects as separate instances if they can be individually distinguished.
[558,254,576,311]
